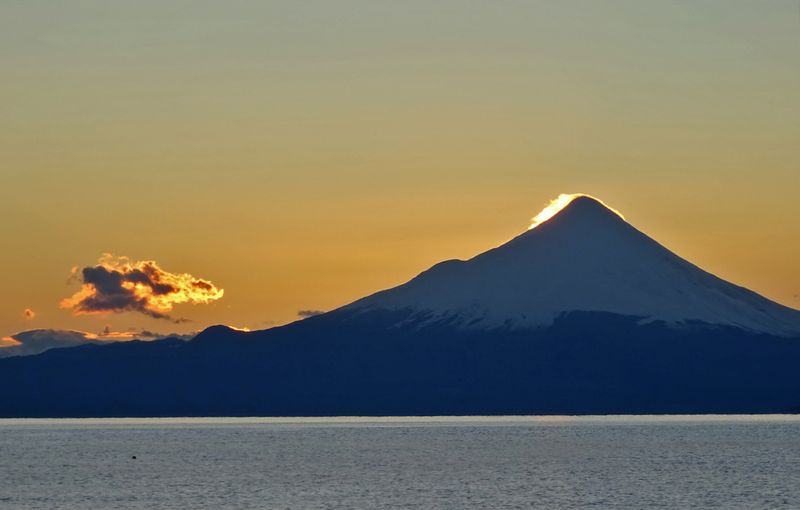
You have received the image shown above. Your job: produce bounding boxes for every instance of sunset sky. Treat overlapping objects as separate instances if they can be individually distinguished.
[2,1,798,341]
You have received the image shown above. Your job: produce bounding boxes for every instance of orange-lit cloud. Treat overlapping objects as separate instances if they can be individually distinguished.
[0,336,21,348]
[298,309,325,318]
[96,325,137,340]
[0,329,101,358]
[528,193,625,230]
[22,308,35,320]
[91,325,199,340]
[0,328,196,358]
[61,254,224,322]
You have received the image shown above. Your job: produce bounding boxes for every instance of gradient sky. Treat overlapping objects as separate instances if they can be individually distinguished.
[2,1,798,339]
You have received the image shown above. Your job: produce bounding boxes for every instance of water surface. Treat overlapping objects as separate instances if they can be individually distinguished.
[1,415,799,509]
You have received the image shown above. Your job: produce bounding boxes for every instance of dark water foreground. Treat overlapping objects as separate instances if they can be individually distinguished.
[1,416,799,509]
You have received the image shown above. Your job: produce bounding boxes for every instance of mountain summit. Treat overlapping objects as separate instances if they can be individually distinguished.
[346,194,800,336]
[2,193,800,417]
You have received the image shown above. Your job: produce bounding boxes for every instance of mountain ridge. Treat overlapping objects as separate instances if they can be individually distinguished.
[1,194,799,417]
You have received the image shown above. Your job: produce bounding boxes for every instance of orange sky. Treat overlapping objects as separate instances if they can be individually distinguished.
[1,1,798,339]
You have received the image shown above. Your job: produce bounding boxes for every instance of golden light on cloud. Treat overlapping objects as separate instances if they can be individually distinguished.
[93,325,138,340]
[528,193,625,230]
[61,254,224,322]
[0,328,197,358]
[22,308,35,320]
[0,336,21,348]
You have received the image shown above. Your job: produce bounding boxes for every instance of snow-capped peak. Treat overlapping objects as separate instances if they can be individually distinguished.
[528,193,624,230]
[345,194,800,336]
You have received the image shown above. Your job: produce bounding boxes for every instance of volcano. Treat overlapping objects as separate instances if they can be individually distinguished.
[345,195,800,336]
[1,195,799,417]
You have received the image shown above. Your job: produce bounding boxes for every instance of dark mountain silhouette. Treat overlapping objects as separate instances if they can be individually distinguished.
[2,195,799,417]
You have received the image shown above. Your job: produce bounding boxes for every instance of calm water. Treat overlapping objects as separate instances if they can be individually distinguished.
[1,416,800,509]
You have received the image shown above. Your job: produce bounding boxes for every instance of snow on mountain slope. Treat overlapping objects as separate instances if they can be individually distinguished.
[344,195,800,336]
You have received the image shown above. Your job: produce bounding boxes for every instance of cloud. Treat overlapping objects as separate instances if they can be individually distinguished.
[22,308,35,320]
[0,330,100,358]
[297,309,325,318]
[61,254,224,322]
[0,328,196,358]
[98,325,139,340]
[0,336,21,348]
[137,329,166,338]
[95,325,196,342]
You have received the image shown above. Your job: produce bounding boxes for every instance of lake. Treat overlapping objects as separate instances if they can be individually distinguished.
[1,416,799,509]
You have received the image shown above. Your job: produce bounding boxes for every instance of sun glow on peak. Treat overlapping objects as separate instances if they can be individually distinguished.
[528,193,624,230]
